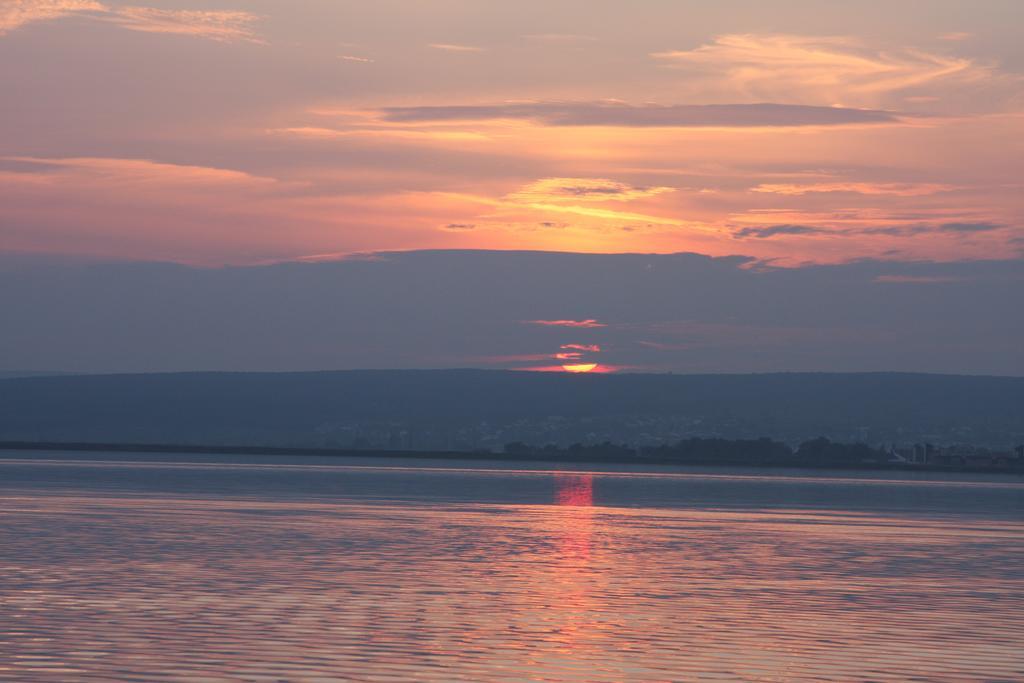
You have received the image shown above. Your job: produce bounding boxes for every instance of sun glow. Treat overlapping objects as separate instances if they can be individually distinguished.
[562,363,599,373]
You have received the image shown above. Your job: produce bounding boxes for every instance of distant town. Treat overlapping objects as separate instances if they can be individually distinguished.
[2,371,1022,472]
[298,414,1024,460]
[503,438,1024,471]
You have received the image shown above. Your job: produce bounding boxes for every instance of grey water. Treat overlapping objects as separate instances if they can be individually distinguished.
[1,451,1022,681]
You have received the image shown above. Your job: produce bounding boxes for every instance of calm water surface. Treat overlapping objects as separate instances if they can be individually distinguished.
[1,452,1022,682]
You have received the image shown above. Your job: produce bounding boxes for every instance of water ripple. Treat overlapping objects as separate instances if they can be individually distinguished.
[0,465,1022,681]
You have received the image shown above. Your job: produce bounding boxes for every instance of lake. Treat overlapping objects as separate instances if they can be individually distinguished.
[1,451,1022,681]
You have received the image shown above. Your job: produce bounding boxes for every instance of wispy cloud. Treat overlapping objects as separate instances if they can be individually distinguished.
[0,1,262,42]
[269,126,489,142]
[751,182,954,196]
[339,54,373,63]
[734,220,1007,240]
[428,43,483,53]
[734,224,827,239]
[377,100,899,128]
[851,221,1005,237]
[105,7,262,43]
[651,34,1006,111]
[0,0,104,34]
[561,344,601,352]
[1,156,276,188]
[508,178,673,203]
[556,342,602,361]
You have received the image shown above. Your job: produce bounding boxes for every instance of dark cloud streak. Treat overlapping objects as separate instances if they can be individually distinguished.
[738,222,1009,240]
[939,222,1003,233]
[734,224,828,239]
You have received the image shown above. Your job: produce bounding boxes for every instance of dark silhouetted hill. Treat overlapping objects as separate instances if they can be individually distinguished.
[0,370,1021,448]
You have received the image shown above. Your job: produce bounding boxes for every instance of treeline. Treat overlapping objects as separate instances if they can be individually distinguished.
[2,437,1020,472]
[505,437,892,466]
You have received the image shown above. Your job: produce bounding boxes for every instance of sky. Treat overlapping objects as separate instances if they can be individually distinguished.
[1,0,1022,374]
[2,251,1021,375]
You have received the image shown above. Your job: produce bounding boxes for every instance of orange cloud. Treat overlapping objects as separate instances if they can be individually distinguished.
[0,0,104,34]
[426,176,696,237]
[0,1,262,42]
[274,97,1024,263]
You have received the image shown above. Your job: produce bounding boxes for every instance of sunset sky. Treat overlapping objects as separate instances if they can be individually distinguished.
[2,0,1022,374]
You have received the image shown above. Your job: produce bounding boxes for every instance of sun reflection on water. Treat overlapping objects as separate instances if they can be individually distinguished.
[0,461,1022,682]
[534,474,598,661]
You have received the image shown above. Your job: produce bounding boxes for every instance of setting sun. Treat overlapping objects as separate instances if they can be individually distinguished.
[562,363,599,374]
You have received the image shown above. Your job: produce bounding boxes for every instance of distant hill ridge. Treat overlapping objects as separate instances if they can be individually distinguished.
[1,370,1022,448]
